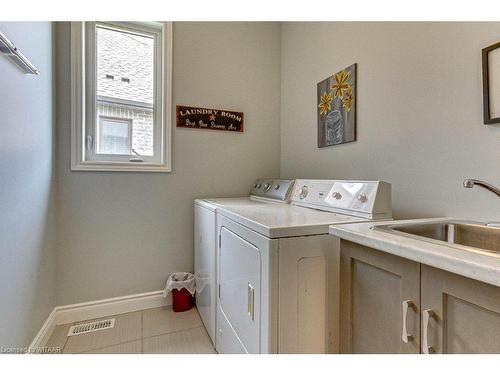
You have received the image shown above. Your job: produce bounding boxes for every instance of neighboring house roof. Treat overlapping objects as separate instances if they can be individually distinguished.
[97,26,154,105]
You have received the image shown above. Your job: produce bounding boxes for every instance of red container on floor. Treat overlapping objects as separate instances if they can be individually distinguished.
[172,288,193,312]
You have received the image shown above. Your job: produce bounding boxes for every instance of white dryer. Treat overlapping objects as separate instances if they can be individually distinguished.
[194,179,295,346]
[195,179,392,354]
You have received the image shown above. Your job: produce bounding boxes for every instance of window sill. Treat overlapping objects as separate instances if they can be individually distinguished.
[71,161,171,173]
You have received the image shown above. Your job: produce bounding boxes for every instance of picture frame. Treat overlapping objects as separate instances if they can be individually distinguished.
[482,41,500,124]
[317,63,357,147]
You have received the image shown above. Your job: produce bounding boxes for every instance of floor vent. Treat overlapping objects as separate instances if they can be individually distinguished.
[67,318,115,337]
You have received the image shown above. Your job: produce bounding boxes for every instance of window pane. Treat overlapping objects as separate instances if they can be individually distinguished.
[96,24,155,156]
[98,118,130,154]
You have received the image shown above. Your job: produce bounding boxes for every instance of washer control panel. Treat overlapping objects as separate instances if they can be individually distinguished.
[250,179,295,202]
[291,179,392,219]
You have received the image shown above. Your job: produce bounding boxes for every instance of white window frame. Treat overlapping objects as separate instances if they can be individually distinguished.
[70,21,172,172]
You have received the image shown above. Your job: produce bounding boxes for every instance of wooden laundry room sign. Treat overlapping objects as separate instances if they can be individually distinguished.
[176,105,244,132]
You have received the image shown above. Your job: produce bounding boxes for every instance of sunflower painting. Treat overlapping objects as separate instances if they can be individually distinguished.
[317,63,356,147]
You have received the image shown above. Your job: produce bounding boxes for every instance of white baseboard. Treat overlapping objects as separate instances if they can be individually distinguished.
[29,290,170,351]
[29,308,58,353]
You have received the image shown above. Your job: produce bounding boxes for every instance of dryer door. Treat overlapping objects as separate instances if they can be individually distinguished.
[219,226,261,354]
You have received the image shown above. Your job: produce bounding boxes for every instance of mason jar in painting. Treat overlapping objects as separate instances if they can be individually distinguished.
[326,110,343,145]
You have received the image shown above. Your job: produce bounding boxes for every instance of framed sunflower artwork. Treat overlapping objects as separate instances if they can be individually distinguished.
[317,63,357,148]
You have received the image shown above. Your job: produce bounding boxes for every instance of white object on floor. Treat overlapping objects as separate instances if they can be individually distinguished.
[163,272,196,297]
[67,318,115,337]
[195,179,392,354]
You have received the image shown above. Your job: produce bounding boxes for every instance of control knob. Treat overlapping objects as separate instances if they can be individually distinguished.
[263,183,272,192]
[332,191,342,200]
[356,193,367,202]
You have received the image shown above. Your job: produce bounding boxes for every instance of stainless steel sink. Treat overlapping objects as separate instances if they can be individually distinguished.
[373,220,500,256]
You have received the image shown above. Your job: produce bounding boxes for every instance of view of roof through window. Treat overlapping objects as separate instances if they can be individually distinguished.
[97,26,154,104]
[96,24,155,156]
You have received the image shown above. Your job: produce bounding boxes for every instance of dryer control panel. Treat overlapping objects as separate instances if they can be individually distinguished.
[249,179,295,202]
[291,179,392,219]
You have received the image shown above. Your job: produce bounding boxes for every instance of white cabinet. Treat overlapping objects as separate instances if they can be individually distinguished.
[194,202,216,345]
[421,265,500,354]
[339,240,420,353]
[339,240,500,354]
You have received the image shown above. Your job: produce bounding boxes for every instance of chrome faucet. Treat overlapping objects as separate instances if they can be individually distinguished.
[463,179,500,198]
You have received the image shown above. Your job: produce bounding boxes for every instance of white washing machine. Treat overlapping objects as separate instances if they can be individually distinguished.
[194,179,392,354]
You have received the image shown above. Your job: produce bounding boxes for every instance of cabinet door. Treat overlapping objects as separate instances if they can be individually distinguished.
[421,265,500,354]
[340,241,421,353]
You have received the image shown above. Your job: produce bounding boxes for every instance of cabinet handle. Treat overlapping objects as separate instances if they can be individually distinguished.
[422,309,436,354]
[247,283,255,321]
[401,300,414,343]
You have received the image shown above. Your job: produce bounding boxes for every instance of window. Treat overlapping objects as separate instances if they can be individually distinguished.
[98,117,132,155]
[71,22,172,172]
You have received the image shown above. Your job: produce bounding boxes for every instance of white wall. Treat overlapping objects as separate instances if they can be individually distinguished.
[0,22,56,348]
[281,22,500,220]
[55,22,282,305]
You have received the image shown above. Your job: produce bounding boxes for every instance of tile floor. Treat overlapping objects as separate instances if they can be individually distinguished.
[45,306,216,354]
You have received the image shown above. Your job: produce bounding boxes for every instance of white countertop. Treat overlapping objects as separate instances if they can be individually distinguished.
[329,218,500,287]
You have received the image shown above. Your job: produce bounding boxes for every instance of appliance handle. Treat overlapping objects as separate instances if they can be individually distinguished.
[247,283,255,321]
